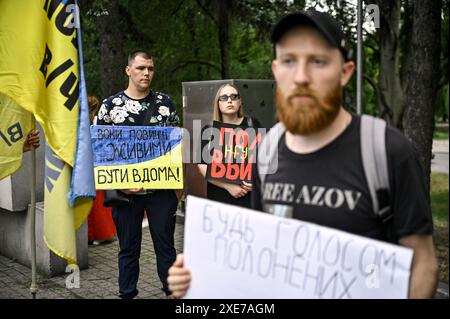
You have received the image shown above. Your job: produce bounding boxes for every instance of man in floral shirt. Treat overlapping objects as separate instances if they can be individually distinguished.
[96,89,179,127]
[96,51,180,299]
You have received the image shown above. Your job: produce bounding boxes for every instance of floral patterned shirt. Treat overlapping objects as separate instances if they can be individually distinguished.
[96,91,180,127]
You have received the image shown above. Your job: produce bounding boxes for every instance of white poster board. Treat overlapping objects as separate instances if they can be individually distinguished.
[183,196,413,299]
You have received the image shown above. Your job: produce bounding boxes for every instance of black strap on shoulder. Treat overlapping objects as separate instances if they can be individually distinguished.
[142,93,157,125]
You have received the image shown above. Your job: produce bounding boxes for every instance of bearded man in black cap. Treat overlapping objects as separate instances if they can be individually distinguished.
[167,10,438,299]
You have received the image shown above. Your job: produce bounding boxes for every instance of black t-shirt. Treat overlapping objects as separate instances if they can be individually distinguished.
[252,114,433,243]
[202,116,262,208]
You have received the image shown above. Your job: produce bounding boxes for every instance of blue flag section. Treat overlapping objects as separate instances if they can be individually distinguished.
[68,0,95,206]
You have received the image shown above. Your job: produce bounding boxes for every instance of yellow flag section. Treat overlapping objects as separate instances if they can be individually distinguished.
[45,146,91,264]
[95,143,183,189]
[0,93,32,180]
[0,1,92,264]
[0,1,77,166]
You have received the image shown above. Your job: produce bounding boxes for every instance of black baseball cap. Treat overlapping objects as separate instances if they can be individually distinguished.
[271,9,352,61]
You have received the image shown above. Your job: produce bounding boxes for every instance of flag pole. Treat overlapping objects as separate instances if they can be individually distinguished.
[357,0,363,114]
[29,115,38,299]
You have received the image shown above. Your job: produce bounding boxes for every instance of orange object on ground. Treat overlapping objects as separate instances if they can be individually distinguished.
[88,190,116,241]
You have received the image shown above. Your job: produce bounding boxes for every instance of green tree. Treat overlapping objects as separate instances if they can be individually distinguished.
[403,0,443,194]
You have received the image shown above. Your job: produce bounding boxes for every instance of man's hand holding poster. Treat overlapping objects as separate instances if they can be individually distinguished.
[206,121,262,185]
[91,125,183,189]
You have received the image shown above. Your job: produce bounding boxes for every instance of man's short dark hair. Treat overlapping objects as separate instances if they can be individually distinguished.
[127,50,153,65]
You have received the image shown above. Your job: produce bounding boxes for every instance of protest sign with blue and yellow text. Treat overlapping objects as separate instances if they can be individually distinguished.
[91,125,183,189]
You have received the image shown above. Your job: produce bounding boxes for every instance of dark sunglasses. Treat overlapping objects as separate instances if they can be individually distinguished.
[218,94,240,102]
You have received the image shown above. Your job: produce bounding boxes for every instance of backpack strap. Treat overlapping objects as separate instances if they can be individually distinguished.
[257,122,286,191]
[360,115,392,223]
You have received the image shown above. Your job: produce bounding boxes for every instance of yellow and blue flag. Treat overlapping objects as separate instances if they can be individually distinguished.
[0,94,33,180]
[0,0,95,264]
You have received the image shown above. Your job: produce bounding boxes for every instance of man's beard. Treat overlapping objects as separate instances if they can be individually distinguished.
[276,83,343,135]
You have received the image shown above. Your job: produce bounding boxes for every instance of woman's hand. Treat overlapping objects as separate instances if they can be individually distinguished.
[225,183,248,198]
[241,181,252,192]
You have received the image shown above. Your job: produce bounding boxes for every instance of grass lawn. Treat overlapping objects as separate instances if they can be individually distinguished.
[431,173,449,283]
[431,173,449,225]
[434,130,449,140]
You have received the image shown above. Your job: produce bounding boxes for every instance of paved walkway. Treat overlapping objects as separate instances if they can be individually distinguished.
[433,139,449,154]
[0,222,184,299]
[432,139,449,174]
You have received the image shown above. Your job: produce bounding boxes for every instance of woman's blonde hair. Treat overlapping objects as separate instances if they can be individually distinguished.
[88,95,100,124]
[212,84,244,122]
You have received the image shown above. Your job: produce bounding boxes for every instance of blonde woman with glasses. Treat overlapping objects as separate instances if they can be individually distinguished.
[197,84,262,208]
